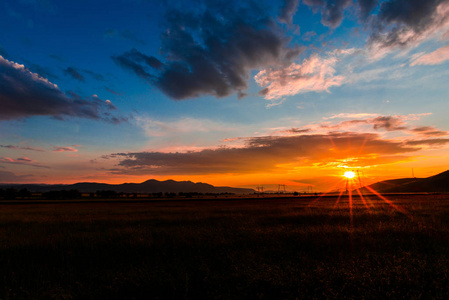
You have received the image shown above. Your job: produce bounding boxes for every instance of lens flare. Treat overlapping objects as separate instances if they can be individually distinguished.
[344,171,356,179]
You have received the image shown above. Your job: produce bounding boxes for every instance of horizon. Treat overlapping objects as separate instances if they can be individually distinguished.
[1,168,448,195]
[1,0,449,191]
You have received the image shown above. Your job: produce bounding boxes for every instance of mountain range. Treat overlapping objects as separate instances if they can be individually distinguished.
[0,179,255,194]
[362,170,449,193]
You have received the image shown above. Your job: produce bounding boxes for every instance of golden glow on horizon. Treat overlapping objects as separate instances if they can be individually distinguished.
[344,171,356,179]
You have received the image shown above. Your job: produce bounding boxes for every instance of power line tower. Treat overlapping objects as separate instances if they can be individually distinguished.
[256,186,264,194]
[278,184,286,194]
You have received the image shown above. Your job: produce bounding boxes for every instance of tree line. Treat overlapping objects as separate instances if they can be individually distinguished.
[0,188,235,200]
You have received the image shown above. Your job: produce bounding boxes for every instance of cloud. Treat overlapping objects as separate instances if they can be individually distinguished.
[303,0,353,28]
[0,157,50,168]
[0,144,45,152]
[410,44,449,66]
[63,67,85,82]
[0,56,122,122]
[279,0,300,25]
[405,138,449,146]
[357,0,378,19]
[24,61,59,79]
[410,126,449,137]
[325,113,379,119]
[321,114,432,132]
[111,132,420,175]
[113,3,302,100]
[112,49,157,82]
[368,0,449,52]
[283,128,313,134]
[83,69,105,81]
[52,146,79,152]
[135,116,233,137]
[254,52,345,99]
[370,116,407,131]
[0,170,33,183]
[104,86,122,95]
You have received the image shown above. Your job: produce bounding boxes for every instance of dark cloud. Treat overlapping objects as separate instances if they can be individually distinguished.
[357,0,378,19]
[24,61,59,79]
[104,29,147,45]
[405,138,449,146]
[0,170,33,183]
[279,128,312,134]
[0,144,45,152]
[410,126,448,137]
[368,0,449,49]
[303,0,353,28]
[279,0,300,25]
[113,2,302,100]
[83,69,104,81]
[371,116,407,131]
[104,86,122,96]
[112,132,417,175]
[113,48,163,74]
[112,49,155,82]
[0,56,121,122]
[64,67,85,82]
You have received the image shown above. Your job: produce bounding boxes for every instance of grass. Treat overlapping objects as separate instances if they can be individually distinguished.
[1,194,449,299]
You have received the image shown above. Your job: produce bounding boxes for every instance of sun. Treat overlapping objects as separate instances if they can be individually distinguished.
[344,171,356,179]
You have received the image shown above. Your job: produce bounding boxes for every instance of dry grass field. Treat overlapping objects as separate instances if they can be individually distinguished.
[1,194,449,299]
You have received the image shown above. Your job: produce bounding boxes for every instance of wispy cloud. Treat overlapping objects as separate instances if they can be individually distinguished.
[320,113,433,132]
[135,116,233,137]
[368,0,449,57]
[410,126,449,137]
[410,44,449,66]
[324,113,379,120]
[63,67,85,82]
[0,144,45,152]
[255,52,347,100]
[52,146,79,152]
[0,157,50,168]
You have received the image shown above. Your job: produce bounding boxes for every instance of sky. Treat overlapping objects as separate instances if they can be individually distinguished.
[1,0,449,192]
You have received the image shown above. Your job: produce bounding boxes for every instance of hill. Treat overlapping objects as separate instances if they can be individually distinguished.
[363,170,449,193]
[0,179,255,194]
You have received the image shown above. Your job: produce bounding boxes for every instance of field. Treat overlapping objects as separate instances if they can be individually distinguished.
[2,194,449,299]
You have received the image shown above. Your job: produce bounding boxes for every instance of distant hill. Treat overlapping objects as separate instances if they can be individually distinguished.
[362,170,449,193]
[0,179,255,194]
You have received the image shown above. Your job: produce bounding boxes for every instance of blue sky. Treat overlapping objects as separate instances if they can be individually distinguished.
[1,0,449,191]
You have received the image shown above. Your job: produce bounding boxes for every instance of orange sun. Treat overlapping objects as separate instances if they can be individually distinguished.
[344,171,356,179]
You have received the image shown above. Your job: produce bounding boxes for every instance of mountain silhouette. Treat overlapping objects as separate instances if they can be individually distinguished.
[363,170,449,193]
[1,179,255,194]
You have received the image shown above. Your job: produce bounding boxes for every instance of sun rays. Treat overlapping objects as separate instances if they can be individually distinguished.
[305,168,412,230]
